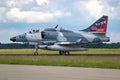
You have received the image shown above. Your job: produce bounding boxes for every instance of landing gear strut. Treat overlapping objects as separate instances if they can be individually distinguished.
[59,50,70,55]
[34,45,38,56]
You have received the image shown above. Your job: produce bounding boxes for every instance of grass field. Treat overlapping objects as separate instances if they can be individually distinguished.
[0,48,120,69]
[0,48,120,54]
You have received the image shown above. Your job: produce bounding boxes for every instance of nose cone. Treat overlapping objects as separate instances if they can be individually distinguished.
[10,37,16,42]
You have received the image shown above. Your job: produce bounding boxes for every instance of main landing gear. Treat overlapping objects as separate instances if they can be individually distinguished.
[33,45,70,56]
[59,50,70,55]
[34,45,39,56]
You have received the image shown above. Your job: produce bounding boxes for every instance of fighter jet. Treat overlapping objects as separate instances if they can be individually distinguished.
[10,15,110,55]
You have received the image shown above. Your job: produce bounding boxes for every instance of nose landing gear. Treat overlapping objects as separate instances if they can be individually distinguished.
[34,45,39,56]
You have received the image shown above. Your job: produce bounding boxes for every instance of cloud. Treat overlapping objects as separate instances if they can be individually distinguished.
[6,0,33,7]
[36,0,49,5]
[6,8,71,23]
[85,0,103,18]
[75,0,120,19]
[0,7,6,23]
[2,0,72,23]
[1,0,120,23]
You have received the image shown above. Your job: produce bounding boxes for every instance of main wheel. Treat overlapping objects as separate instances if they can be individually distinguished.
[59,51,62,55]
[65,51,70,55]
[34,52,38,56]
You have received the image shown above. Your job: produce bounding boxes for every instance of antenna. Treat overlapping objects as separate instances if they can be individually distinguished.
[55,25,58,29]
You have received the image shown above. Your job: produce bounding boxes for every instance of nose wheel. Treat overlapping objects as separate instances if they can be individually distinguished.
[34,45,38,56]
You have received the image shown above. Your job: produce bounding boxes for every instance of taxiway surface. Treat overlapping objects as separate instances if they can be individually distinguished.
[0,64,120,80]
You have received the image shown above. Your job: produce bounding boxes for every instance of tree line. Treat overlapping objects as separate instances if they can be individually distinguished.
[84,43,120,48]
[0,43,120,49]
[0,43,34,49]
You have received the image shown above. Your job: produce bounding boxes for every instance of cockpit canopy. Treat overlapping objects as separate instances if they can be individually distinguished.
[28,29,40,34]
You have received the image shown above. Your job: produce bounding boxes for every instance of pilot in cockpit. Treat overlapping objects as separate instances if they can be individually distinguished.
[29,29,39,34]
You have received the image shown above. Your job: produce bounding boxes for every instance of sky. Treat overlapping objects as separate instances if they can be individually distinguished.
[0,0,120,43]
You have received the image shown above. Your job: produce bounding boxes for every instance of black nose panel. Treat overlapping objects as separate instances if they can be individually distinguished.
[10,37,16,42]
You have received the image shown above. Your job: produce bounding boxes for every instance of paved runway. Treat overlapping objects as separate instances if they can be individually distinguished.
[0,64,120,80]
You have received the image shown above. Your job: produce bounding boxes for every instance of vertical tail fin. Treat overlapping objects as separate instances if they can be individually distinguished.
[82,15,110,42]
[82,15,108,33]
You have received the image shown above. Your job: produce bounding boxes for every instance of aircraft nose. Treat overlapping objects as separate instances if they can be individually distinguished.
[10,37,16,42]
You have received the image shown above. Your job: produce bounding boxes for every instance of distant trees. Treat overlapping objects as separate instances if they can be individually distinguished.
[0,43,34,49]
[0,43,120,49]
[84,42,120,48]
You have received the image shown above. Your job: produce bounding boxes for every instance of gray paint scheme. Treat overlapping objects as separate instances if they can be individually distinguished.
[10,15,110,53]
[10,28,107,51]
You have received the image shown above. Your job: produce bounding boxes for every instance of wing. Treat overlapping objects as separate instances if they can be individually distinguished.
[56,38,83,46]
[40,38,83,46]
[56,42,79,46]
